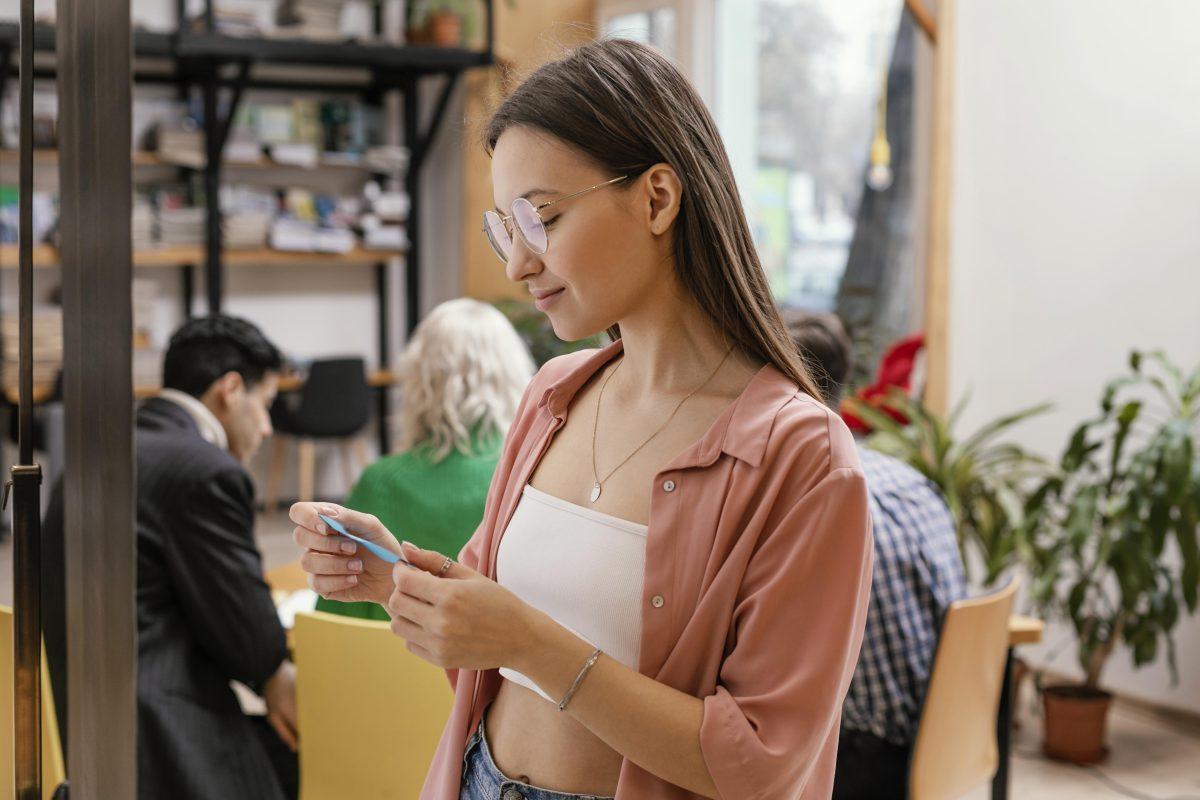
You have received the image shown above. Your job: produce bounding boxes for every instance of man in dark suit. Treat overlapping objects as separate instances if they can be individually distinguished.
[44,314,297,800]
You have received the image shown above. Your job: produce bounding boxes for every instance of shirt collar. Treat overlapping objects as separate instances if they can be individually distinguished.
[537,339,801,469]
[158,388,230,451]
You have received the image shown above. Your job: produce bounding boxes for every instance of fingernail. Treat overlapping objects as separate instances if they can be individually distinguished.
[346,574,358,585]
[348,560,363,573]
[340,541,357,554]
[401,540,416,552]
[316,522,327,534]
[323,507,340,517]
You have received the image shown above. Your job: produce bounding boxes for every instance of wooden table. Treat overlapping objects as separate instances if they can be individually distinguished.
[996,615,1045,799]
[265,561,310,596]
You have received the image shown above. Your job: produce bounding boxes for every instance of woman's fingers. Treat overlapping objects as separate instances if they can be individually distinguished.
[289,502,396,549]
[387,587,434,626]
[293,525,357,556]
[300,551,363,577]
[308,573,359,596]
[289,501,334,532]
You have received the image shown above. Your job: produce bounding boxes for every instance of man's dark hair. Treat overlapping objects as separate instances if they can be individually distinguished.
[163,314,284,398]
[781,310,854,408]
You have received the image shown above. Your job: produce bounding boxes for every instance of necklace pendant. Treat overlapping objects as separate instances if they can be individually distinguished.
[589,482,602,503]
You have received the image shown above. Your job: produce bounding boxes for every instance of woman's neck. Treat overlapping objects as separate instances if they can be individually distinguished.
[612,277,759,400]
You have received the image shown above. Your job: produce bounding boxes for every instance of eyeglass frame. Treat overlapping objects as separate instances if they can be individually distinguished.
[481,174,630,263]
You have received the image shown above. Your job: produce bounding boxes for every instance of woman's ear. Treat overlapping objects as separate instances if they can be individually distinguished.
[641,163,683,236]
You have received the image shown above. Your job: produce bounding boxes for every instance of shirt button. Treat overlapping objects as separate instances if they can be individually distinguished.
[651,595,665,608]
[662,479,676,492]
[502,789,524,800]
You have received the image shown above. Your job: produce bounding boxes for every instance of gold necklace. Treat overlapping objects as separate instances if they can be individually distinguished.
[589,346,734,504]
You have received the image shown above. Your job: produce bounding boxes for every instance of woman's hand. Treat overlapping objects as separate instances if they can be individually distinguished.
[387,543,542,672]
[290,502,401,606]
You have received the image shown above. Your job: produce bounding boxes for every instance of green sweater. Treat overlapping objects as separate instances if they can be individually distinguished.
[315,434,501,621]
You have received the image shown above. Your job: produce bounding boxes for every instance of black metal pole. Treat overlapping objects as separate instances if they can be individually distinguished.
[13,0,43,796]
[202,76,223,313]
[991,648,1015,800]
[402,77,420,336]
[374,261,390,455]
[181,263,195,318]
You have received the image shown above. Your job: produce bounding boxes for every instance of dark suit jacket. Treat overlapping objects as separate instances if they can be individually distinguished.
[43,397,289,800]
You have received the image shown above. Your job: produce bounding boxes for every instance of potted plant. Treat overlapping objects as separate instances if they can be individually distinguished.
[409,0,502,47]
[1020,350,1200,763]
[847,390,1051,585]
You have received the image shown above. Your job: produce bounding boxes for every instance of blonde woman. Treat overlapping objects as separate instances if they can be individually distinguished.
[317,298,534,620]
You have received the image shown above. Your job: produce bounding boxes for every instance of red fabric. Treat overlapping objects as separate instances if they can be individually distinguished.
[840,333,925,433]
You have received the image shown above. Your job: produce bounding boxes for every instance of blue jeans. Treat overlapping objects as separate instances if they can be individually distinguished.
[459,710,615,800]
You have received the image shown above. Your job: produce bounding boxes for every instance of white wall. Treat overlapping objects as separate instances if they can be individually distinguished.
[947,0,1200,712]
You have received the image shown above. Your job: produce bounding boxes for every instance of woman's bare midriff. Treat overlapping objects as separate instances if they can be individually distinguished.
[486,678,623,797]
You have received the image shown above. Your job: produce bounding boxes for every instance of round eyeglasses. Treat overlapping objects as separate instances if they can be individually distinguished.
[482,175,629,264]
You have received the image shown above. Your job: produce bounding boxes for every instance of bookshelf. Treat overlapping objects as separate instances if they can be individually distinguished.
[0,7,494,454]
[0,244,406,270]
[0,150,388,171]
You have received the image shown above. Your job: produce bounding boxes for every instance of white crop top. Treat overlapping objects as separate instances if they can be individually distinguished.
[496,484,648,703]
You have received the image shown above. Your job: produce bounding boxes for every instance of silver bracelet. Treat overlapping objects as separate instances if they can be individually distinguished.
[558,648,602,712]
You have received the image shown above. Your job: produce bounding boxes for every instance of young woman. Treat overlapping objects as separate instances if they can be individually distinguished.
[290,39,873,800]
[317,298,534,621]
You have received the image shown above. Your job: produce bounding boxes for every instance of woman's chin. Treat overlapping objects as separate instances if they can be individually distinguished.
[547,315,602,345]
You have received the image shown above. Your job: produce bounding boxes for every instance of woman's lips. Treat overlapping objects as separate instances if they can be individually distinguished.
[533,288,565,311]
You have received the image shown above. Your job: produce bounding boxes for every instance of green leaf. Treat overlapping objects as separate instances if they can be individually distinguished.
[1177,513,1200,613]
[1062,421,1102,473]
[958,402,1053,461]
[1108,400,1142,486]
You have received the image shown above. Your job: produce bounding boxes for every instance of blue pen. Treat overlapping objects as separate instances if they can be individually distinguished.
[318,513,415,568]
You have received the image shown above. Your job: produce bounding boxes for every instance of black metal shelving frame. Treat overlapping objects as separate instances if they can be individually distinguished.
[0,1,494,456]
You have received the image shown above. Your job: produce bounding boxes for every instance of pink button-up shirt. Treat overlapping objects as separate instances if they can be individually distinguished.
[421,340,873,800]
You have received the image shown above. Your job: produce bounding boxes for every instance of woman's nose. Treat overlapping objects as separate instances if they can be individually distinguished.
[504,234,542,284]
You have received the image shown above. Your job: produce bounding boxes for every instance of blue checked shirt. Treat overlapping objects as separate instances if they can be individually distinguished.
[842,445,968,746]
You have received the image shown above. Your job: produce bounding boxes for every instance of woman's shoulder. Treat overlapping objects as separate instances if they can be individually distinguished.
[758,382,862,489]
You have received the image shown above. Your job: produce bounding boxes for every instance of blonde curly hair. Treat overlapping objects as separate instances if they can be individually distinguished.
[397,298,534,461]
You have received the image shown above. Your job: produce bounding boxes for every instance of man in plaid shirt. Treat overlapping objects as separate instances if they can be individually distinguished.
[786,313,967,800]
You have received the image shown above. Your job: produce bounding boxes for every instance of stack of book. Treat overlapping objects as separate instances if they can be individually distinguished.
[133,197,157,251]
[221,185,277,249]
[155,186,205,248]
[1,307,62,394]
[275,0,346,40]
[156,122,205,169]
[159,208,205,247]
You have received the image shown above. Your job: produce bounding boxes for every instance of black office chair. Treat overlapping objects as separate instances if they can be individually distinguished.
[264,357,371,509]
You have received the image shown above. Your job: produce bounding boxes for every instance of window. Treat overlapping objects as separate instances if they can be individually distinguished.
[713,0,903,311]
[602,6,678,57]
[596,0,715,103]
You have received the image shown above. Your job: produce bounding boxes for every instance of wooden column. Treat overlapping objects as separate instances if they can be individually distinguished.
[923,0,954,415]
[56,0,137,790]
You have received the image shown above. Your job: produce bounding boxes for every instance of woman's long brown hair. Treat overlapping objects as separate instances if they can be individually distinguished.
[485,38,824,401]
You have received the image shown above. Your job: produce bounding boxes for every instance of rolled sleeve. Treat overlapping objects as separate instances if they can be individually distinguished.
[700,466,874,799]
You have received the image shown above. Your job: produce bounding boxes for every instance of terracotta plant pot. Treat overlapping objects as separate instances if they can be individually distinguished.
[427,11,462,47]
[1042,684,1112,764]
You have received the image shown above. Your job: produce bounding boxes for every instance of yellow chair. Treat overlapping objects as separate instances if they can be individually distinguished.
[0,606,67,799]
[908,577,1019,800]
[293,610,454,799]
